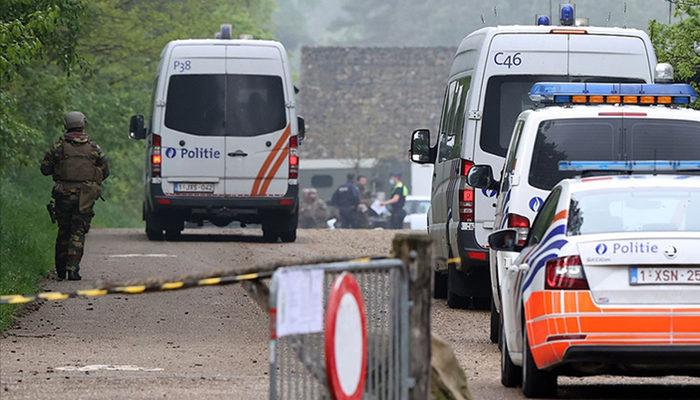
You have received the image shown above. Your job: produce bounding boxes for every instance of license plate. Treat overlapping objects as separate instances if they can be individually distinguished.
[629,266,700,285]
[174,183,215,193]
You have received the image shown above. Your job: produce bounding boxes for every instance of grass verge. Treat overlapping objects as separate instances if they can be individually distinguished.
[0,167,141,330]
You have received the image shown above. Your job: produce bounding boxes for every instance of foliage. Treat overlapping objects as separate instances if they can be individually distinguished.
[649,0,700,108]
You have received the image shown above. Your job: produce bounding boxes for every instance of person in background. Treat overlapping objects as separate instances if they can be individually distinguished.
[330,174,360,228]
[381,172,409,229]
[40,111,109,280]
[299,188,329,228]
[355,175,373,228]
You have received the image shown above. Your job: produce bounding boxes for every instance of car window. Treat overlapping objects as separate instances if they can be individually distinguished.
[528,187,562,246]
[626,119,700,160]
[164,74,286,137]
[568,187,700,235]
[529,119,619,190]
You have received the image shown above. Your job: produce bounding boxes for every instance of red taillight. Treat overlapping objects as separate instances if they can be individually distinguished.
[151,133,162,177]
[467,251,487,261]
[289,135,299,180]
[507,213,530,246]
[459,159,475,222]
[545,255,588,290]
[279,198,294,206]
[156,198,171,205]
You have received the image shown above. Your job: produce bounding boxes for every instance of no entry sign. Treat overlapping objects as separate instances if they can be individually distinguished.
[324,273,367,400]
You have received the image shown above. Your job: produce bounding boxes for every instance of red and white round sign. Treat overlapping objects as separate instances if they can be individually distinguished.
[324,273,367,400]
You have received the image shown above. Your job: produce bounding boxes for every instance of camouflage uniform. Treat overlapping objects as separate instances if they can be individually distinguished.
[40,129,109,280]
[299,189,329,228]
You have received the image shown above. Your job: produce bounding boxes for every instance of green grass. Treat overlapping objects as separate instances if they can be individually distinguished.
[0,167,141,330]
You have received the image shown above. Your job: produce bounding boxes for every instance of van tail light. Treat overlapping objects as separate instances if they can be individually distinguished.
[288,135,299,181]
[151,134,162,177]
[507,213,530,246]
[459,159,474,222]
[545,255,589,290]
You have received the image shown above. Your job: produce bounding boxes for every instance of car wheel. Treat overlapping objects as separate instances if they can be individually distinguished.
[279,229,297,243]
[522,326,557,398]
[145,208,164,241]
[500,321,522,387]
[262,229,279,243]
[433,270,447,299]
[447,262,469,308]
[490,300,500,344]
[164,227,182,241]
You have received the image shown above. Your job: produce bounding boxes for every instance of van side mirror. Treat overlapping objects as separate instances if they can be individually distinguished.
[488,229,524,253]
[410,129,435,164]
[467,164,499,190]
[129,115,146,140]
[297,116,306,142]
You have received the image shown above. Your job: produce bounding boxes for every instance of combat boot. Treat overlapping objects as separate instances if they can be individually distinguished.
[55,265,66,281]
[67,265,82,281]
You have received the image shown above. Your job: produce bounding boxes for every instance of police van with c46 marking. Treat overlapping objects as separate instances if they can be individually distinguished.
[409,4,661,309]
[129,25,305,242]
[488,161,700,398]
[468,82,700,343]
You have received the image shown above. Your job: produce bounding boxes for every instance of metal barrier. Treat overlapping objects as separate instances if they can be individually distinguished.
[269,258,410,400]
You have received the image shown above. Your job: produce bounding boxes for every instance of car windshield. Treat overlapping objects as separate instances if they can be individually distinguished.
[567,187,700,235]
[164,74,286,137]
[405,200,430,214]
[529,119,700,190]
[480,75,644,156]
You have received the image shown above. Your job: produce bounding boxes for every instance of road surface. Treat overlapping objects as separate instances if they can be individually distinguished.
[1,228,698,399]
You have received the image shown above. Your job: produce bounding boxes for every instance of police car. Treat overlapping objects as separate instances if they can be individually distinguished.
[467,82,700,343]
[129,25,305,242]
[488,161,700,398]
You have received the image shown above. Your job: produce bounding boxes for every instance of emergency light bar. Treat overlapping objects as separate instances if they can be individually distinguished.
[530,82,698,105]
[559,160,700,172]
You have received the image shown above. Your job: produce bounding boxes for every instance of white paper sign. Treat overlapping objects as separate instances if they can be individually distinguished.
[371,199,388,216]
[276,269,324,337]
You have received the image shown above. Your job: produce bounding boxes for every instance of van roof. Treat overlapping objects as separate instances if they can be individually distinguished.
[457,25,648,54]
[164,39,286,51]
[523,104,700,122]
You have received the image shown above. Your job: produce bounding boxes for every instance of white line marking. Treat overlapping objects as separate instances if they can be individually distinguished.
[108,254,177,258]
[55,364,163,372]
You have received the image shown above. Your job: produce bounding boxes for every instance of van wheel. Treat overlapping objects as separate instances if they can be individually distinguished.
[522,327,557,398]
[433,270,447,299]
[447,263,469,309]
[145,209,164,241]
[279,229,297,243]
[164,228,182,241]
[262,229,279,243]
[500,321,522,387]
[490,300,500,344]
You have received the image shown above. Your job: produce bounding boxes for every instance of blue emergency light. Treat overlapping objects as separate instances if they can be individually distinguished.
[559,160,700,172]
[536,15,551,26]
[529,82,698,105]
[560,4,575,26]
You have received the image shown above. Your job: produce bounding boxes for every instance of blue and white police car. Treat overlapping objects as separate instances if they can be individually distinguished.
[467,82,700,343]
[488,161,700,398]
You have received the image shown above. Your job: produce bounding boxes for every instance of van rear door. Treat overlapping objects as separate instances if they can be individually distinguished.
[569,34,652,82]
[160,45,226,196]
[225,45,289,197]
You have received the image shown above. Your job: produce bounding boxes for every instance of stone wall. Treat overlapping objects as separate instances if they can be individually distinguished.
[298,46,456,160]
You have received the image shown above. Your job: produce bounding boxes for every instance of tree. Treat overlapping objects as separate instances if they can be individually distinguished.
[649,0,700,108]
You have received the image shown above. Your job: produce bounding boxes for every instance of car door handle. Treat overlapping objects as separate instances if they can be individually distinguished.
[228,150,248,157]
[506,263,528,272]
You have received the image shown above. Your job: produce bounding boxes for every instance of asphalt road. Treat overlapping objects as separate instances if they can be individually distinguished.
[1,228,698,399]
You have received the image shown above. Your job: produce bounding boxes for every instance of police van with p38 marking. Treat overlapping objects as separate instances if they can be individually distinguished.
[129,25,305,242]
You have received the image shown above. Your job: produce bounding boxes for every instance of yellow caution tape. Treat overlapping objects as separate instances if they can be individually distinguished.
[197,277,221,286]
[161,282,184,290]
[447,257,462,265]
[114,285,146,294]
[76,289,108,297]
[0,295,35,304]
[37,292,70,301]
[235,273,259,280]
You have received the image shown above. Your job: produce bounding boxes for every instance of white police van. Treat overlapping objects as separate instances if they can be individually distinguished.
[409,5,659,309]
[129,25,305,242]
[468,82,700,342]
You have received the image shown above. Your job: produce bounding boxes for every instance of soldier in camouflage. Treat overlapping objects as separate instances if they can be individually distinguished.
[40,111,109,280]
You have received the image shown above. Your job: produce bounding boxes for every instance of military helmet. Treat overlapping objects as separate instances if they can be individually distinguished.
[64,111,86,130]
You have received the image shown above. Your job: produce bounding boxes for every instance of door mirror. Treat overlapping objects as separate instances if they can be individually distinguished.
[488,229,524,253]
[129,115,146,140]
[467,164,499,190]
[410,129,435,164]
[297,116,306,142]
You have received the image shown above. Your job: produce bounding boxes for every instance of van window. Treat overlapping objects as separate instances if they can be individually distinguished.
[438,77,471,162]
[311,175,333,188]
[164,74,286,137]
[480,75,645,157]
[528,118,700,190]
